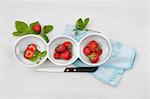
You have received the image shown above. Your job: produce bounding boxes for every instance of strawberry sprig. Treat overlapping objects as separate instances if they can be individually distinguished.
[74,18,101,35]
[75,18,90,30]
[73,18,89,35]
[12,21,53,43]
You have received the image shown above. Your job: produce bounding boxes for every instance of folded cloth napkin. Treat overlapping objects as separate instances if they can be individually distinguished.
[64,25,136,86]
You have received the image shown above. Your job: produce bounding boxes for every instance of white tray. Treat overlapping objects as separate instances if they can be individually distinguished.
[0,0,149,99]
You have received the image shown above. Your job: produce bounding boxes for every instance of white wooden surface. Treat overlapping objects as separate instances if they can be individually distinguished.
[0,0,149,99]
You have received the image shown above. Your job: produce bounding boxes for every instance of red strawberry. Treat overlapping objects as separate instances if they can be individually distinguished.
[83,46,92,56]
[32,24,41,33]
[88,40,98,46]
[88,52,99,63]
[88,40,98,52]
[61,50,72,60]
[63,41,72,49]
[95,47,102,56]
[24,50,34,59]
[27,44,36,53]
[88,44,98,52]
[55,44,66,53]
[54,52,61,59]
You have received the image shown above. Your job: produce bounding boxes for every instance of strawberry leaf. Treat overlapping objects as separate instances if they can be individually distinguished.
[29,55,38,62]
[75,18,85,30]
[12,31,30,36]
[41,34,49,43]
[35,49,40,56]
[40,51,47,58]
[15,21,28,32]
[84,18,89,27]
[75,18,90,30]
[43,25,53,34]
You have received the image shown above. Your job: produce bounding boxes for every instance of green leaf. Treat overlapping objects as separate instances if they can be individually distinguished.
[29,55,38,62]
[75,21,80,29]
[40,51,47,58]
[35,49,40,56]
[29,21,39,33]
[27,29,36,34]
[41,34,49,43]
[75,18,85,30]
[43,25,53,34]
[15,21,28,32]
[84,18,89,27]
[12,31,29,36]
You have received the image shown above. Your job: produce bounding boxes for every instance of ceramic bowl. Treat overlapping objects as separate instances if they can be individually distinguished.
[14,35,47,67]
[79,33,112,66]
[48,35,79,66]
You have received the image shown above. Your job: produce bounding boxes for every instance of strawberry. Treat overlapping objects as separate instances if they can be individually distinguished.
[88,52,99,63]
[55,44,66,53]
[24,50,34,59]
[95,47,102,55]
[63,41,72,49]
[88,43,98,52]
[88,40,98,52]
[88,40,98,47]
[61,50,72,60]
[32,24,41,33]
[54,52,61,59]
[83,46,92,56]
[27,44,36,53]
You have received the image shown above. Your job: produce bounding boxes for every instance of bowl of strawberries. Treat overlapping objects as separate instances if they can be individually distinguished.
[14,35,48,67]
[48,35,79,66]
[79,33,112,66]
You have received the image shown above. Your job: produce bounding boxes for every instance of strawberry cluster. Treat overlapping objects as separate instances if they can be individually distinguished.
[24,44,36,59]
[54,41,72,60]
[83,40,102,63]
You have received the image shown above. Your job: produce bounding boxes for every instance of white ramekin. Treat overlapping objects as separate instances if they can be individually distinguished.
[13,35,48,67]
[78,33,112,67]
[47,35,79,66]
